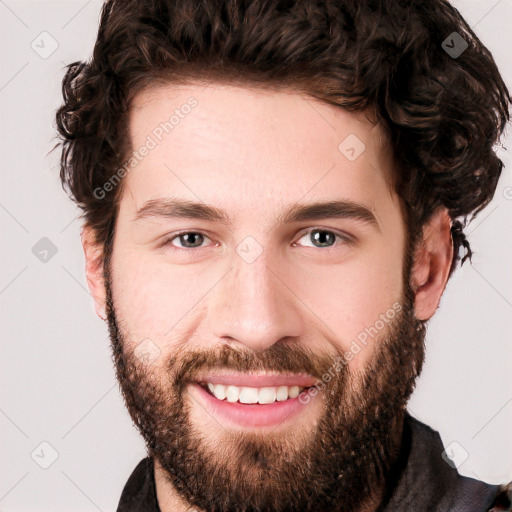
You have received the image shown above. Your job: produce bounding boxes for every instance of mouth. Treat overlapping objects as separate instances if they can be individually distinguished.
[187,373,320,429]
[200,382,312,404]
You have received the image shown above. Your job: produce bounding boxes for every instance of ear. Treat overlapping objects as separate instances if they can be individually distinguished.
[81,225,107,321]
[410,207,454,321]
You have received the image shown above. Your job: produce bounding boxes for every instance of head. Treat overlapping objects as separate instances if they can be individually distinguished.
[55,1,511,511]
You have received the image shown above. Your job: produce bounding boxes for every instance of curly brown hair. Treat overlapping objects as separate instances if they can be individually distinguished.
[55,0,511,276]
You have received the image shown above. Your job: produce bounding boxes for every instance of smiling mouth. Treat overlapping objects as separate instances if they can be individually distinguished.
[198,382,316,405]
[189,374,320,428]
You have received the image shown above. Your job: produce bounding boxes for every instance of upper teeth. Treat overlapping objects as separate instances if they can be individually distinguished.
[206,383,305,404]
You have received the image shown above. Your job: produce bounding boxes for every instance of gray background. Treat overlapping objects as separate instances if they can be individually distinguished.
[1,0,511,510]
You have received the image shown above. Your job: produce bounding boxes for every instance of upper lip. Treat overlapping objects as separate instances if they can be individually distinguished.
[194,371,318,388]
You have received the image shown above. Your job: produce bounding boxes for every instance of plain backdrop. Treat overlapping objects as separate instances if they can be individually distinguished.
[1,0,511,510]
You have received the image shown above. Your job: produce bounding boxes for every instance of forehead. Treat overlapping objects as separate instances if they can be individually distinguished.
[129,81,390,156]
[122,82,397,222]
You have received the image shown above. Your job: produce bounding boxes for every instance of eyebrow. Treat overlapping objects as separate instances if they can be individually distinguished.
[134,197,380,231]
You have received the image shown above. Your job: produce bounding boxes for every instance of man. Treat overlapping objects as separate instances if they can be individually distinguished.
[55,0,511,510]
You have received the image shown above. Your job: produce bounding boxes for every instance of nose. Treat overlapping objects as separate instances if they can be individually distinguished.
[207,246,305,352]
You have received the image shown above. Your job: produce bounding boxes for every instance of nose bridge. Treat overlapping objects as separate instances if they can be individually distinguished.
[207,241,304,351]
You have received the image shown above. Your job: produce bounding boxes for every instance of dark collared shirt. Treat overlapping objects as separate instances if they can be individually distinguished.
[116,413,511,511]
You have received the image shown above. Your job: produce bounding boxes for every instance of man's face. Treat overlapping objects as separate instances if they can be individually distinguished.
[104,83,426,511]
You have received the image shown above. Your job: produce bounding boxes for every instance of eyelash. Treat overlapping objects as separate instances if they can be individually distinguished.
[162,228,352,252]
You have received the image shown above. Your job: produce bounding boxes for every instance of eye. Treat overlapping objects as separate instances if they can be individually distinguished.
[162,228,352,252]
[293,228,351,249]
[165,231,213,250]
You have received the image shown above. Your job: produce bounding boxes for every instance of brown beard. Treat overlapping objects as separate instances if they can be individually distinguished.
[104,260,426,512]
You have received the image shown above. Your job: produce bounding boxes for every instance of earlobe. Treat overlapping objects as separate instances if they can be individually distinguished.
[410,208,454,321]
[81,225,107,321]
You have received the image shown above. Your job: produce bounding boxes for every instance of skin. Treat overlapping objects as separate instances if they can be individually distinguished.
[82,82,453,511]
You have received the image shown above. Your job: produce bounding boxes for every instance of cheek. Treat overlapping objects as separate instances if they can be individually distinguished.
[292,241,404,369]
[110,249,220,350]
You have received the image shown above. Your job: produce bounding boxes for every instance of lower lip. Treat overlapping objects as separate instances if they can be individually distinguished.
[188,383,318,429]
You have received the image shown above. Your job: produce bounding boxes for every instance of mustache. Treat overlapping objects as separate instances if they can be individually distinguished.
[166,342,344,390]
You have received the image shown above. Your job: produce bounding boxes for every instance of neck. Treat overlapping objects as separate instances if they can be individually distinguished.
[154,457,201,512]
